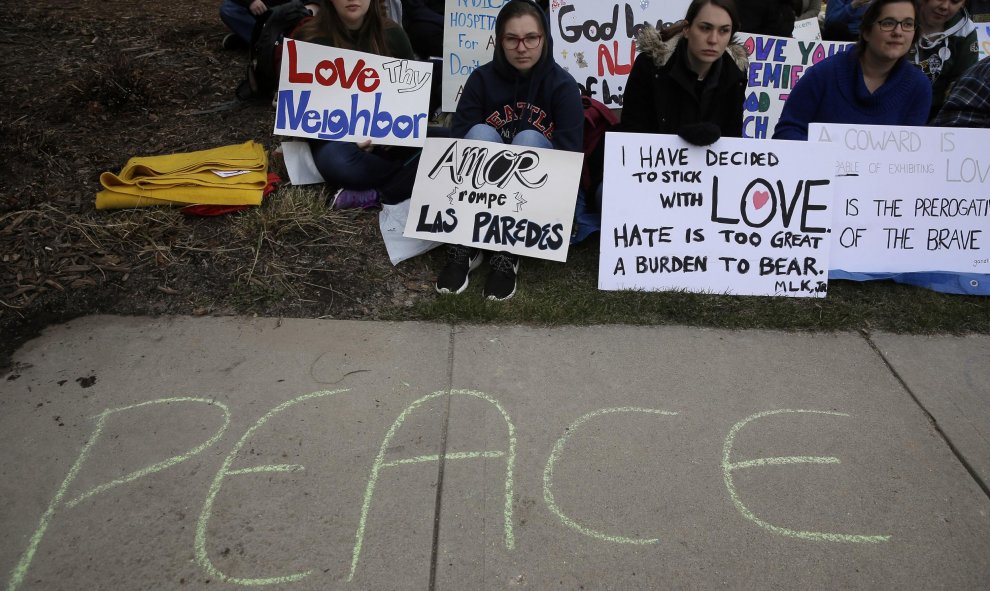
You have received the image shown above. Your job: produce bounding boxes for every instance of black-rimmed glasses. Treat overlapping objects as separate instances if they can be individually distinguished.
[876,18,916,32]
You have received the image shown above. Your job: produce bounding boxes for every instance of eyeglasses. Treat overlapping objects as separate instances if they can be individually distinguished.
[876,18,916,32]
[502,34,543,49]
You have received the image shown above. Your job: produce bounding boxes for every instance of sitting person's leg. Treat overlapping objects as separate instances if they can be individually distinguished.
[464,123,504,143]
[510,129,552,150]
[309,140,402,190]
[220,0,257,46]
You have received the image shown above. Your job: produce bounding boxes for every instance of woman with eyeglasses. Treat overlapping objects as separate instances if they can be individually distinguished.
[433,0,582,301]
[908,0,979,121]
[773,0,932,140]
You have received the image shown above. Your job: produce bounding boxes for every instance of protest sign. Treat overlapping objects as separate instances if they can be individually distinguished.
[550,0,691,107]
[811,123,990,275]
[741,34,854,139]
[442,0,507,112]
[274,40,432,147]
[978,23,990,58]
[599,132,834,297]
[403,137,583,262]
[792,16,822,41]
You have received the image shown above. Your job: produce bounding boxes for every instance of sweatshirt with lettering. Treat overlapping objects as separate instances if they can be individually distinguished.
[451,0,583,152]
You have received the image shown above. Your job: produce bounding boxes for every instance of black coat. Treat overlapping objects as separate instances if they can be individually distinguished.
[617,32,747,138]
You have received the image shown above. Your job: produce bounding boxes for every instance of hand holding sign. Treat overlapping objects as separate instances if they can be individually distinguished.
[275,40,432,147]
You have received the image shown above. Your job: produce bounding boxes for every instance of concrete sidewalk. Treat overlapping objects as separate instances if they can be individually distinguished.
[1,316,988,590]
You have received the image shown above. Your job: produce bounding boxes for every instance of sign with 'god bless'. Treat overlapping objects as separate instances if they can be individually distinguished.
[404,137,583,262]
[599,132,835,297]
[274,39,433,147]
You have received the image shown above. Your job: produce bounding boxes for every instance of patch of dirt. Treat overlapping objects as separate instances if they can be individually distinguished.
[0,0,439,371]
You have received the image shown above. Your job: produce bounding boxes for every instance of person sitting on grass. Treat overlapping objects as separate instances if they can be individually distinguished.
[433,0,583,301]
[292,0,419,209]
[582,0,747,232]
[772,0,932,141]
[909,0,980,121]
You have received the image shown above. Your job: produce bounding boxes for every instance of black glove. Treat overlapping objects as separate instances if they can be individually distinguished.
[677,122,721,146]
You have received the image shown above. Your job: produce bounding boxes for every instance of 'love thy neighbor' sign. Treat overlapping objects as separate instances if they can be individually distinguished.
[275,39,433,147]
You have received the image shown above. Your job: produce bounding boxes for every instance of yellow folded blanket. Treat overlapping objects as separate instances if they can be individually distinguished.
[96,141,268,209]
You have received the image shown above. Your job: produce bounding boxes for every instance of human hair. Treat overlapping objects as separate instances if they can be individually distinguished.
[684,0,741,37]
[494,0,548,64]
[857,0,922,54]
[495,0,547,44]
[295,0,394,57]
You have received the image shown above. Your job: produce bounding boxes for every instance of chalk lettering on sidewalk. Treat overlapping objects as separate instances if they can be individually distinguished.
[721,409,890,544]
[543,407,678,545]
[7,397,231,591]
[348,389,516,581]
[195,389,347,586]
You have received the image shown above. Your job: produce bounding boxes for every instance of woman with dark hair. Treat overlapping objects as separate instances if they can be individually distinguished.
[294,0,418,208]
[433,0,583,301]
[909,0,979,120]
[618,0,748,142]
[773,0,932,140]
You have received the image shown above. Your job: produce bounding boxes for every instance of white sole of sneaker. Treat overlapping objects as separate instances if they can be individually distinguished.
[435,251,483,295]
[483,260,519,301]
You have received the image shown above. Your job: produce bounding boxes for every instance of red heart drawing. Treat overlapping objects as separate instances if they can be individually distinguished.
[753,190,770,210]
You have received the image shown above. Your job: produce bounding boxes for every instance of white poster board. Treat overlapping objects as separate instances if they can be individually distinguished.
[792,16,822,41]
[599,132,834,297]
[442,0,507,112]
[742,34,854,139]
[550,0,691,108]
[978,23,990,58]
[275,40,432,147]
[811,123,990,275]
[404,137,583,262]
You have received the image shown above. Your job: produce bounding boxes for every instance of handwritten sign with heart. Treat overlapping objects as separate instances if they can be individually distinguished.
[275,40,433,147]
[599,132,835,297]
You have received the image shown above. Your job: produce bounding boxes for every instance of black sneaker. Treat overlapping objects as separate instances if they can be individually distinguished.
[435,245,482,294]
[223,33,249,51]
[484,252,519,301]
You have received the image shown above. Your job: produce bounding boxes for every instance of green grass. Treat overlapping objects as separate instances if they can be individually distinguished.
[406,238,990,333]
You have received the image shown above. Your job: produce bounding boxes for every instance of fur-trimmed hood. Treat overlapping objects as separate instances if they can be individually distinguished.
[636,25,749,73]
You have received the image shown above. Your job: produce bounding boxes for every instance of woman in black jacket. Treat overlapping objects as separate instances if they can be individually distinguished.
[618,0,748,141]
[585,0,747,221]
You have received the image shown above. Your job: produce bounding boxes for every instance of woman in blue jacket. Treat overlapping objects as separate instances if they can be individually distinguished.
[434,0,583,301]
[773,0,932,141]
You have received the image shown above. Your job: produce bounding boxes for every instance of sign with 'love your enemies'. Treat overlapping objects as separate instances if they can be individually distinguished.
[275,40,432,147]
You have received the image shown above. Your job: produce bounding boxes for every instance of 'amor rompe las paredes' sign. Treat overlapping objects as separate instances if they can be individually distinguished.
[599,132,834,297]
[404,137,583,262]
[812,123,990,275]
[275,40,432,147]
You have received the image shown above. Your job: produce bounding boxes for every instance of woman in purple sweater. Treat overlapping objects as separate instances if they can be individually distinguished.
[773,0,932,141]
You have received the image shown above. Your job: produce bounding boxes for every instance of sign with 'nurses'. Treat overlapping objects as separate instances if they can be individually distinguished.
[275,39,433,147]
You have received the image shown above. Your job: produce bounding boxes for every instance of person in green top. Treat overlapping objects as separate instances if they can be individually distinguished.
[909,0,980,121]
[293,0,418,208]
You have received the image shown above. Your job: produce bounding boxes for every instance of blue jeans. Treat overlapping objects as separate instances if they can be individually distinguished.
[464,124,595,244]
[220,0,257,44]
[309,140,407,190]
[464,124,553,149]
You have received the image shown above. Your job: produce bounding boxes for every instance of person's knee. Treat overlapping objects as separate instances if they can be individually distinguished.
[219,0,243,20]
[512,130,552,149]
[464,123,503,143]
